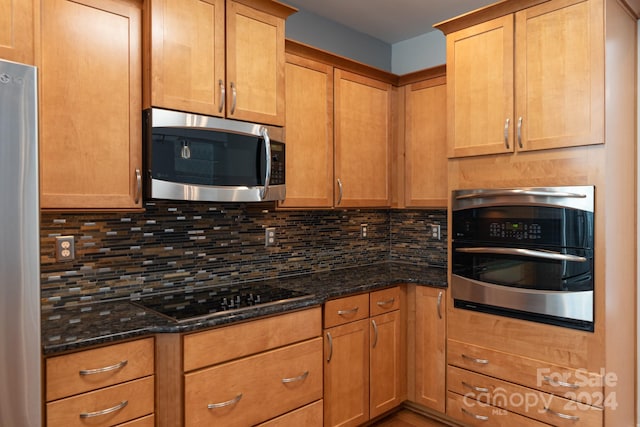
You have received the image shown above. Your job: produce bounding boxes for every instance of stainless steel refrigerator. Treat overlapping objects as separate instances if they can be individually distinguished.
[0,59,41,426]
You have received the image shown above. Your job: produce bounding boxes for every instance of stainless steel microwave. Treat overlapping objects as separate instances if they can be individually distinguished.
[143,108,285,203]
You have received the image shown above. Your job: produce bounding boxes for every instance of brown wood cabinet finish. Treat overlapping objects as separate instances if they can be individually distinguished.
[46,376,155,427]
[334,69,391,207]
[413,287,446,413]
[280,54,335,208]
[443,0,637,424]
[185,337,323,427]
[402,75,448,208]
[324,318,370,427]
[324,287,405,426]
[45,338,155,427]
[0,0,33,64]
[444,0,604,158]
[46,337,155,401]
[146,0,293,125]
[38,0,143,210]
[147,0,226,116]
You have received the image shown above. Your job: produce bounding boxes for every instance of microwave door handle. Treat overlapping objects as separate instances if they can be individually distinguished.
[455,247,588,262]
[260,127,271,200]
[455,189,589,200]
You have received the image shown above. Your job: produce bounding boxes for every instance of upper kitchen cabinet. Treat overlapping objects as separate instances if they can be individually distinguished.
[334,69,391,208]
[0,0,33,64]
[439,0,604,158]
[400,68,447,208]
[146,0,295,126]
[38,0,143,210]
[280,53,334,208]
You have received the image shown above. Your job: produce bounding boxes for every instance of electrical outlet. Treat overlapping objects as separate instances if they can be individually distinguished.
[430,224,441,240]
[360,223,368,238]
[265,227,276,247]
[55,235,75,261]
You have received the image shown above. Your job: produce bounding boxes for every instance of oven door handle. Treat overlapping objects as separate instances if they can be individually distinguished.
[455,247,588,262]
[455,189,589,200]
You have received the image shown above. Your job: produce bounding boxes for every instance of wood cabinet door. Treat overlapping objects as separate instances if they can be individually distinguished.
[148,0,225,116]
[324,319,369,427]
[39,0,142,209]
[0,0,33,64]
[226,1,285,125]
[404,76,447,207]
[334,69,391,207]
[446,15,515,158]
[370,310,403,418]
[279,54,334,208]
[515,0,604,152]
[414,287,446,412]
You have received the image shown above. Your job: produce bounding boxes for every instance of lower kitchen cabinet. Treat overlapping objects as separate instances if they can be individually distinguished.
[156,307,323,427]
[185,338,323,427]
[45,337,155,427]
[413,287,446,412]
[323,287,403,427]
[447,309,604,427]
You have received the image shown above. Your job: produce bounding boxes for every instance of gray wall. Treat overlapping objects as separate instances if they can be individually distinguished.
[285,9,392,71]
[285,8,448,74]
[392,31,446,75]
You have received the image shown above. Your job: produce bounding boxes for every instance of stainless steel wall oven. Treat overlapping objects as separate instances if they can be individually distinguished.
[451,186,595,331]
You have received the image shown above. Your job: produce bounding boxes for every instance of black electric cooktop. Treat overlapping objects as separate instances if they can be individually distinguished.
[132,282,313,323]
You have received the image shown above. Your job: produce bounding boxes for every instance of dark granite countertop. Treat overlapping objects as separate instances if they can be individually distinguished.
[42,262,446,355]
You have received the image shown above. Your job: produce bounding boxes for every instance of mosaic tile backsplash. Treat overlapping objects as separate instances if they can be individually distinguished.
[40,201,446,308]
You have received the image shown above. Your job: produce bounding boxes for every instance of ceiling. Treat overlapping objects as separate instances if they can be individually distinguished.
[282,0,497,44]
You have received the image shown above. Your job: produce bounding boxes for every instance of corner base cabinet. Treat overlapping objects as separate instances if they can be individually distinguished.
[323,287,404,427]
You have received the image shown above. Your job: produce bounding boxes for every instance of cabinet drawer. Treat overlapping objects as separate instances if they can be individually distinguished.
[324,293,369,328]
[185,337,323,427]
[46,376,154,427]
[117,414,154,426]
[184,307,321,371]
[447,391,548,427]
[46,338,154,401]
[448,365,603,426]
[448,339,603,399]
[256,399,323,426]
[369,286,401,316]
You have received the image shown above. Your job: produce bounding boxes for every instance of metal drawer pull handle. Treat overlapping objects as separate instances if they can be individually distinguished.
[462,381,489,393]
[79,400,128,418]
[208,393,243,409]
[376,298,395,307]
[282,370,309,383]
[543,375,580,389]
[544,406,580,421]
[326,332,333,362]
[218,79,225,113]
[337,307,358,316]
[437,291,443,319]
[372,319,378,348]
[336,178,343,205]
[230,82,237,115]
[134,169,141,204]
[79,360,128,376]
[461,407,489,421]
[517,116,523,148]
[503,118,510,149]
[461,354,489,365]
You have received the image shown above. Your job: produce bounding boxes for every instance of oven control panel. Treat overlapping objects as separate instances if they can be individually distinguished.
[489,221,543,240]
